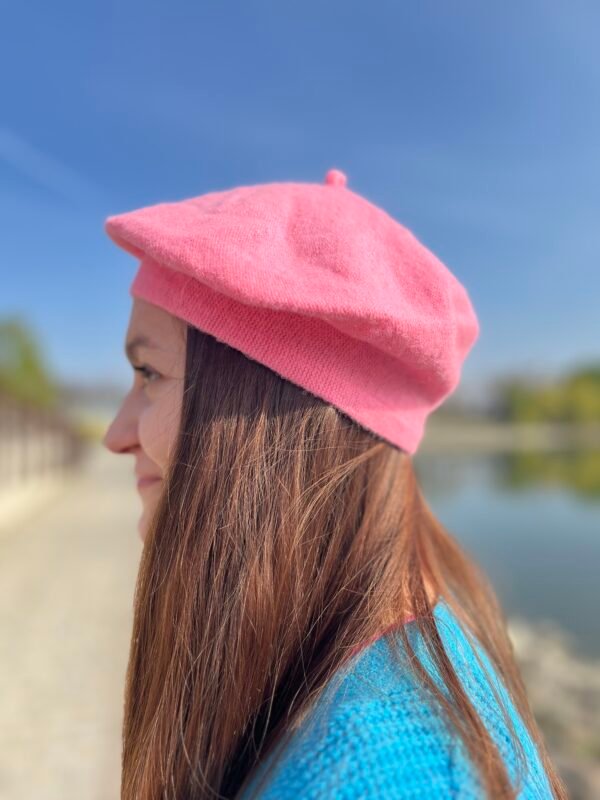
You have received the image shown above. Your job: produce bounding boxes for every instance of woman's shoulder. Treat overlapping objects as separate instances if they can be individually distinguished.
[239,600,554,799]
[240,670,467,799]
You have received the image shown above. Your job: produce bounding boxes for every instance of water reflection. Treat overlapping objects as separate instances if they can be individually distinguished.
[498,449,600,500]
[414,448,600,659]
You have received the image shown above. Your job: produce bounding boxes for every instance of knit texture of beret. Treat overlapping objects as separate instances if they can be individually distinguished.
[104,168,480,454]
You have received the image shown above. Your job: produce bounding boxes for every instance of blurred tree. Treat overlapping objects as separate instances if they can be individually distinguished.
[0,316,59,408]
[495,363,600,423]
[562,367,600,422]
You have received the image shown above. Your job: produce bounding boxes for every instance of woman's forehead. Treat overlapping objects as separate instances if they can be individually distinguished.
[128,298,185,342]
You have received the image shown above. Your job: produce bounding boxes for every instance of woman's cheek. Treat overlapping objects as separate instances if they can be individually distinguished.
[138,383,182,474]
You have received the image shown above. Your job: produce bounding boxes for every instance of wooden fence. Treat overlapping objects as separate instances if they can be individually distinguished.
[0,391,88,487]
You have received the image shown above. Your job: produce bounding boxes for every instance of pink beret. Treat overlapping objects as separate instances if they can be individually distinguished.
[104,168,479,455]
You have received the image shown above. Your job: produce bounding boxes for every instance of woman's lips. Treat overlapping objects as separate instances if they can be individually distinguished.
[137,476,161,489]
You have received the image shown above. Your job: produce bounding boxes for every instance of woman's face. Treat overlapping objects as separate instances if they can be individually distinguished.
[102,297,186,542]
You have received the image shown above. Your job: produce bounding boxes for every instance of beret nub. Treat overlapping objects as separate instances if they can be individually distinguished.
[324,168,348,187]
[105,168,479,454]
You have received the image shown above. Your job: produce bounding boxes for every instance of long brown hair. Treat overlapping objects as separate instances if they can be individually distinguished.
[120,323,568,799]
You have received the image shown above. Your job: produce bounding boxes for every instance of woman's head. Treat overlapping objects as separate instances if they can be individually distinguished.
[102,298,187,541]
[104,168,481,459]
[103,306,565,800]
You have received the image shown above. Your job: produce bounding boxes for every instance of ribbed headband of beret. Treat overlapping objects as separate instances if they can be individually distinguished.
[104,168,480,455]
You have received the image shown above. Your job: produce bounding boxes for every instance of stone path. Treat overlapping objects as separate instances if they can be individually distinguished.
[0,444,141,800]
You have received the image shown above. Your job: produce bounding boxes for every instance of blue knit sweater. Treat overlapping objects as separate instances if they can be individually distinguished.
[238,599,554,798]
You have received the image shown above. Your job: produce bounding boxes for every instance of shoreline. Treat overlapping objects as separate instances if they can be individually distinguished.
[419,420,600,453]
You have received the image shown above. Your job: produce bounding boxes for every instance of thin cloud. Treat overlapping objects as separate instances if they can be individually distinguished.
[0,126,102,204]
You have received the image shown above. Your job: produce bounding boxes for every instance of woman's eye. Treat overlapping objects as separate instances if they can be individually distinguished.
[133,364,160,386]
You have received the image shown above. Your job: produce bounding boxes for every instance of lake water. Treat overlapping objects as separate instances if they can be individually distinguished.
[414,449,600,659]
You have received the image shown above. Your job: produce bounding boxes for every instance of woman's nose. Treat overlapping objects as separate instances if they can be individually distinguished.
[102,395,138,454]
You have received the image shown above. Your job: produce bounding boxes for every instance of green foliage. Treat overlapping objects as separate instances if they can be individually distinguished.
[499,363,600,423]
[0,316,59,408]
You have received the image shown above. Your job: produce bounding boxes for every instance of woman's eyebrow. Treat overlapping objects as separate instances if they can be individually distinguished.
[125,334,159,362]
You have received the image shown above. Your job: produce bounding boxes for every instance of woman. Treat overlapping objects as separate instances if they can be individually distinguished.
[102,169,566,799]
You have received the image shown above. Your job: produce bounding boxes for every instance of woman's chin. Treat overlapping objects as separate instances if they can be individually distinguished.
[137,503,156,543]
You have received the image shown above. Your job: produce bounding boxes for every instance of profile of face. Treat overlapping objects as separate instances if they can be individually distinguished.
[102,298,186,542]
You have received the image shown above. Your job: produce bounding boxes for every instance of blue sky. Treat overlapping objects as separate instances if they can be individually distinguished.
[2,0,599,397]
